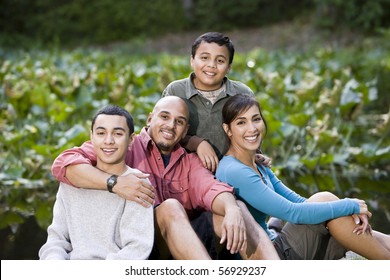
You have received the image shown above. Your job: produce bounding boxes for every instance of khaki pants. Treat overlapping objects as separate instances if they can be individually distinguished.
[273,222,347,260]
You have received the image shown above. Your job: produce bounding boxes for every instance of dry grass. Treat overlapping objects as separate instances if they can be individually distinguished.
[108,19,366,55]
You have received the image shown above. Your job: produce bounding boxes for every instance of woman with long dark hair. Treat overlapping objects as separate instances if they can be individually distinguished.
[216,94,390,259]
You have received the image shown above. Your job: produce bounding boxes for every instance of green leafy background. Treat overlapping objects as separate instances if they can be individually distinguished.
[1,37,389,258]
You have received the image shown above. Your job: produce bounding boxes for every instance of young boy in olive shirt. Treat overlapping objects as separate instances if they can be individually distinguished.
[163,32,255,172]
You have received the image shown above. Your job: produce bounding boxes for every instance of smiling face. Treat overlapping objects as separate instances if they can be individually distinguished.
[91,114,131,173]
[147,96,189,155]
[190,42,231,91]
[223,104,265,155]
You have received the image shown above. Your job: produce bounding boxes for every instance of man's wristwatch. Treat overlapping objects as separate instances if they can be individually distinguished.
[107,175,118,193]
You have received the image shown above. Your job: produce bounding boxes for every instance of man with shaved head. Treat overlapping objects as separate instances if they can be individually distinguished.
[52,96,279,260]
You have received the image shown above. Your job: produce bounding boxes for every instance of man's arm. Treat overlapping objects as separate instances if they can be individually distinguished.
[51,141,97,185]
[211,192,246,255]
[67,164,155,206]
[52,142,155,206]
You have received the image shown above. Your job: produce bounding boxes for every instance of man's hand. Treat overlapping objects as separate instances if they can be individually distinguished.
[114,173,155,207]
[196,141,219,173]
[219,205,247,254]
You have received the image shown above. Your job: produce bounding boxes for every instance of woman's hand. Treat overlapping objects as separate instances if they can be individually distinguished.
[352,214,373,235]
[350,198,372,235]
[352,198,372,218]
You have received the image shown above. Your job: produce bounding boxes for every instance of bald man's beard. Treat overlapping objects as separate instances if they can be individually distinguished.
[156,141,173,153]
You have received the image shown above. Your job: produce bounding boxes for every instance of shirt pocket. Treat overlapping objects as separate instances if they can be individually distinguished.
[164,177,190,204]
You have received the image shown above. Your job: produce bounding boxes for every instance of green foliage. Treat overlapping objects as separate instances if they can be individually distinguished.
[191,0,312,30]
[313,0,390,31]
[0,0,188,47]
[0,49,166,235]
[234,45,390,231]
[1,38,390,258]
[242,46,390,178]
[3,0,390,48]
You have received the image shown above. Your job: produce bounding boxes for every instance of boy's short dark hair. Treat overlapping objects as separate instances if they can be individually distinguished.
[91,105,134,135]
[191,32,235,65]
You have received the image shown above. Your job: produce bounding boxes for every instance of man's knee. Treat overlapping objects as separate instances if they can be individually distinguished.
[155,199,189,229]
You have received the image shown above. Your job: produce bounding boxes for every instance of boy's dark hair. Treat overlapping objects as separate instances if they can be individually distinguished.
[191,32,235,65]
[91,105,134,135]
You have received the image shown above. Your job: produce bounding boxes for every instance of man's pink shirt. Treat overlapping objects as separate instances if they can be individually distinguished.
[52,127,233,218]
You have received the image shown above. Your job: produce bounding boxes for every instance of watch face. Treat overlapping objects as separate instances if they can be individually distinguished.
[107,175,117,193]
[108,177,116,186]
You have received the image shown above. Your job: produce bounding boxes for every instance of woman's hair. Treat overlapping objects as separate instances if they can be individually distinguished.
[222,94,267,134]
[191,32,235,65]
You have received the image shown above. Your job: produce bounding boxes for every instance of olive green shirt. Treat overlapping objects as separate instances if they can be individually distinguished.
[162,73,254,159]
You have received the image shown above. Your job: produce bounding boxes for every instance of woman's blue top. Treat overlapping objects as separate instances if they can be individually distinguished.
[216,155,359,240]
